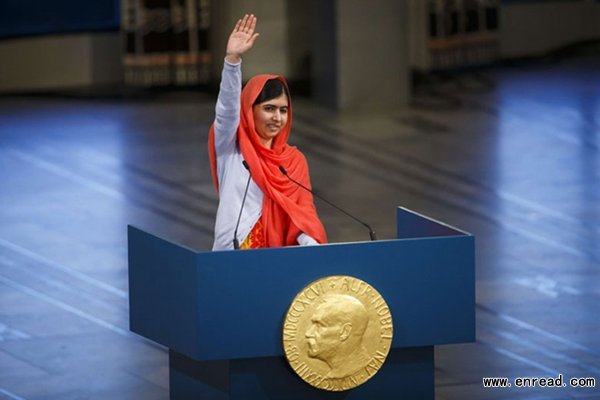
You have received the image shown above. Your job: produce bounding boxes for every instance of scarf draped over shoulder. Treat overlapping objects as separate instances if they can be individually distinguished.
[208,74,327,247]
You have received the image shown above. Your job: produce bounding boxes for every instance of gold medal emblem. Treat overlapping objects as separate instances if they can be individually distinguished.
[282,275,393,391]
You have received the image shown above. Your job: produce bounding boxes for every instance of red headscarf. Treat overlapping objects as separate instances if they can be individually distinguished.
[208,74,327,247]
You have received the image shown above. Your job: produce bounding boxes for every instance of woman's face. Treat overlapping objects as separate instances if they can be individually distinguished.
[252,93,289,149]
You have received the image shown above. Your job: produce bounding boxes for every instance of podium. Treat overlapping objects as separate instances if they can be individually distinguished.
[128,207,475,399]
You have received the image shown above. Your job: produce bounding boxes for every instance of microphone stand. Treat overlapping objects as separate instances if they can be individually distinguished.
[233,161,252,249]
[279,166,377,241]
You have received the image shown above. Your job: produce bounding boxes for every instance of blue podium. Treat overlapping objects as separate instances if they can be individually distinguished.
[128,207,475,399]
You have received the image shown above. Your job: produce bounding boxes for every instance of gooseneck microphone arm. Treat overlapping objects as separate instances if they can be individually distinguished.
[233,160,252,249]
[278,166,377,241]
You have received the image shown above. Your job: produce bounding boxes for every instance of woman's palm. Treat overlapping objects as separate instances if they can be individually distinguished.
[227,14,259,57]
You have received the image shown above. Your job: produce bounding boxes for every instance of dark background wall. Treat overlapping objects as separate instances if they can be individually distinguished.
[0,0,120,39]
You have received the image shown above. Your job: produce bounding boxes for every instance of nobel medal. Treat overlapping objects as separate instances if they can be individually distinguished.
[282,275,393,391]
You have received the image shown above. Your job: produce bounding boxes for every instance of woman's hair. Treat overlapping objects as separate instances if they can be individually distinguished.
[253,78,290,106]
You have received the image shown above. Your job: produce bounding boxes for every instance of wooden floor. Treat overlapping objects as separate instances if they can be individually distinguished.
[0,54,599,399]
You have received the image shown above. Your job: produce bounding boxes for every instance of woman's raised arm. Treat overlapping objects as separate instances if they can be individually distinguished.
[213,15,260,155]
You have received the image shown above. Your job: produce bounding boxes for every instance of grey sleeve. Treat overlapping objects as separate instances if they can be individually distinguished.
[213,59,242,155]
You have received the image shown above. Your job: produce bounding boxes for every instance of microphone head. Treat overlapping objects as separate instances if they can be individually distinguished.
[279,165,288,175]
[242,160,250,171]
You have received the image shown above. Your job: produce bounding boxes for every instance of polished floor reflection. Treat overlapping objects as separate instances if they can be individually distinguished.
[0,55,599,399]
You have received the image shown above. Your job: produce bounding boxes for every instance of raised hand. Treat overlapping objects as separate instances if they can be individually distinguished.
[225,14,259,63]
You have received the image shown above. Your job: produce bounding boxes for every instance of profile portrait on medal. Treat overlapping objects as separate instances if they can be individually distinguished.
[284,276,393,391]
[305,293,371,378]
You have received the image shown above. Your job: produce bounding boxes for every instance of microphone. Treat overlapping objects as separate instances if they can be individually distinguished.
[279,166,377,241]
[233,160,252,249]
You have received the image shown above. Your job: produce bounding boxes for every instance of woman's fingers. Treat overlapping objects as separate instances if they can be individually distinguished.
[233,14,249,34]
[248,32,260,47]
[240,14,249,31]
[232,18,242,34]
[238,14,255,34]
[247,14,256,34]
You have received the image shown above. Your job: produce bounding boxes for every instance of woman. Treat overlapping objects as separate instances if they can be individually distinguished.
[209,14,327,250]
